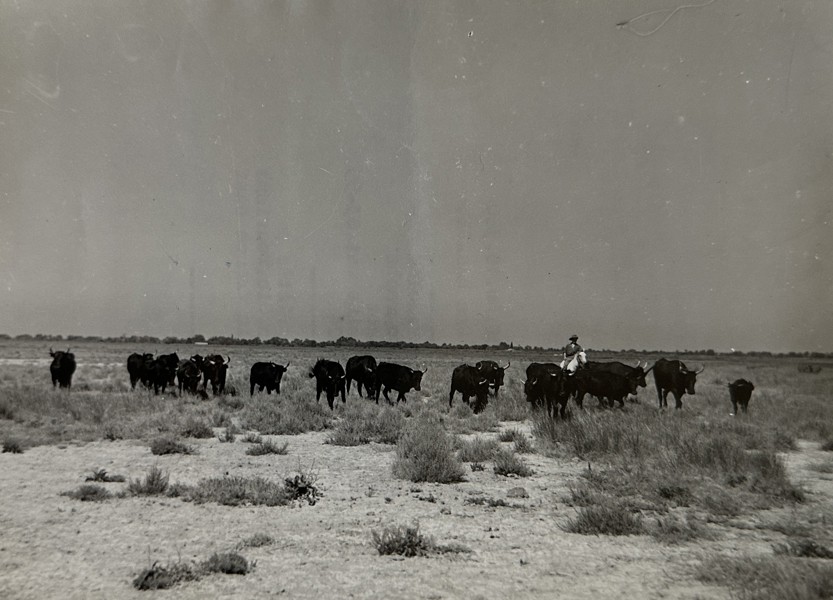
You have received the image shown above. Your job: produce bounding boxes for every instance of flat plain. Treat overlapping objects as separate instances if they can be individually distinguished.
[1,340,832,599]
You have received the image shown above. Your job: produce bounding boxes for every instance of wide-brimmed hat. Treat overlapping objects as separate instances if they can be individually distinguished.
[569,334,579,341]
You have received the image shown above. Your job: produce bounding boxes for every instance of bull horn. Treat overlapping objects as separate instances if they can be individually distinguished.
[502,361,511,369]
[643,363,655,375]
[421,367,429,374]
[634,360,640,368]
[226,355,231,364]
[694,365,705,374]
[479,379,488,385]
[284,362,290,369]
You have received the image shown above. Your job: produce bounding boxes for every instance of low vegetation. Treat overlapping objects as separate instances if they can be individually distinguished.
[326,403,405,446]
[493,449,534,477]
[133,552,251,591]
[61,484,112,502]
[456,436,500,462]
[127,465,170,496]
[175,468,320,507]
[150,436,194,456]
[245,439,289,456]
[392,414,466,484]
[371,523,470,557]
[696,555,833,600]
[2,438,23,453]
[85,469,125,483]
[562,501,644,536]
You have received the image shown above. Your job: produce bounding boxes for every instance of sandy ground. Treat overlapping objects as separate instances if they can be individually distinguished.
[1,422,831,600]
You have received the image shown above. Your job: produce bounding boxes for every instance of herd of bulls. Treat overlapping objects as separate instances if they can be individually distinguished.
[46,348,756,415]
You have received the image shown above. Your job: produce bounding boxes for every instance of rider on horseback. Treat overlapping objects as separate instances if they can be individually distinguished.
[560,334,587,374]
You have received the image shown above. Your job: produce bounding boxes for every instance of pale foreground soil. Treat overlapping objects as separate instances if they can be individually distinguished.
[1,422,831,600]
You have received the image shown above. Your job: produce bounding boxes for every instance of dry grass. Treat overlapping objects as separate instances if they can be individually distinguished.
[493,448,534,477]
[371,523,470,557]
[127,465,170,496]
[61,484,112,502]
[245,439,289,456]
[392,413,466,484]
[696,555,833,600]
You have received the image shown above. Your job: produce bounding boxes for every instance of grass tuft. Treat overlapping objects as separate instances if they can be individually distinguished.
[133,561,200,591]
[180,417,213,439]
[563,501,644,536]
[127,465,170,496]
[85,469,125,483]
[150,436,194,456]
[493,449,534,477]
[371,523,470,557]
[456,436,500,462]
[392,414,466,484]
[245,439,289,456]
[61,484,111,502]
[773,538,833,559]
[202,552,250,575]
[2,438,24,453]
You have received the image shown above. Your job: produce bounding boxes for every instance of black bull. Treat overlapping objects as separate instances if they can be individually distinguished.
[523,363,569,418]
[250,361,290,396]
[49,348,77,390]
[474,360,510,397]
[374,362,426,405]
[652,358,704,409]
[728,378,755,414]
[345,355,378,398]
[449,364,490,414]
[567,369,635,409]
[309,359,346,410]
[584,360,653,400]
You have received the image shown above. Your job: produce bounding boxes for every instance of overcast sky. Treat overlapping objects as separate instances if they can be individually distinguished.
[1,1,831,353]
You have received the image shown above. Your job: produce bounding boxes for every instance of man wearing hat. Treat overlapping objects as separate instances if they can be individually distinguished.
[560,334,587,373]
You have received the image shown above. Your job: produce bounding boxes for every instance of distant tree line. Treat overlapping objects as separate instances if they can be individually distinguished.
[1,333,831,358]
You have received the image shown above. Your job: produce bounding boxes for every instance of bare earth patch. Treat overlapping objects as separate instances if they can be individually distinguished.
[5,424,829,599]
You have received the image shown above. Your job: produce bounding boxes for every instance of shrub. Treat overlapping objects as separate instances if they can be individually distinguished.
[371,523,469,557]
[498,427,526,443]
[0,398,14,420]
[180,417,213,439]
[133,561,200,591]
[283,469,322,506]
[392,414,466,484]
[773,538,833,559]
[127,465,170,496]
[179,475,290,507]
[243,432,263,444]
[326,404,404,446]
[697,555,833,600]
[240,394,333,435]
[456,436,500,462]
[2,438,23,454]
[563,502,644,536]
[493,449,534,477]
[246,439,289,456]
[202,552,250,575]
[150,436,194,456]
[372,523,434,557]
[61,484,111,502]
[513,435,534,454]
[85,469,126,483]
[649,514,711,544]
[821,439,833,452]
[239,533,273,548]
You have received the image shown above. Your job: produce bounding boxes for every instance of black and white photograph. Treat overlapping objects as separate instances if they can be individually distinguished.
[1,1,832,598]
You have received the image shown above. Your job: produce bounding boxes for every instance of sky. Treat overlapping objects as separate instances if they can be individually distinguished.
[1,0,831,353]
